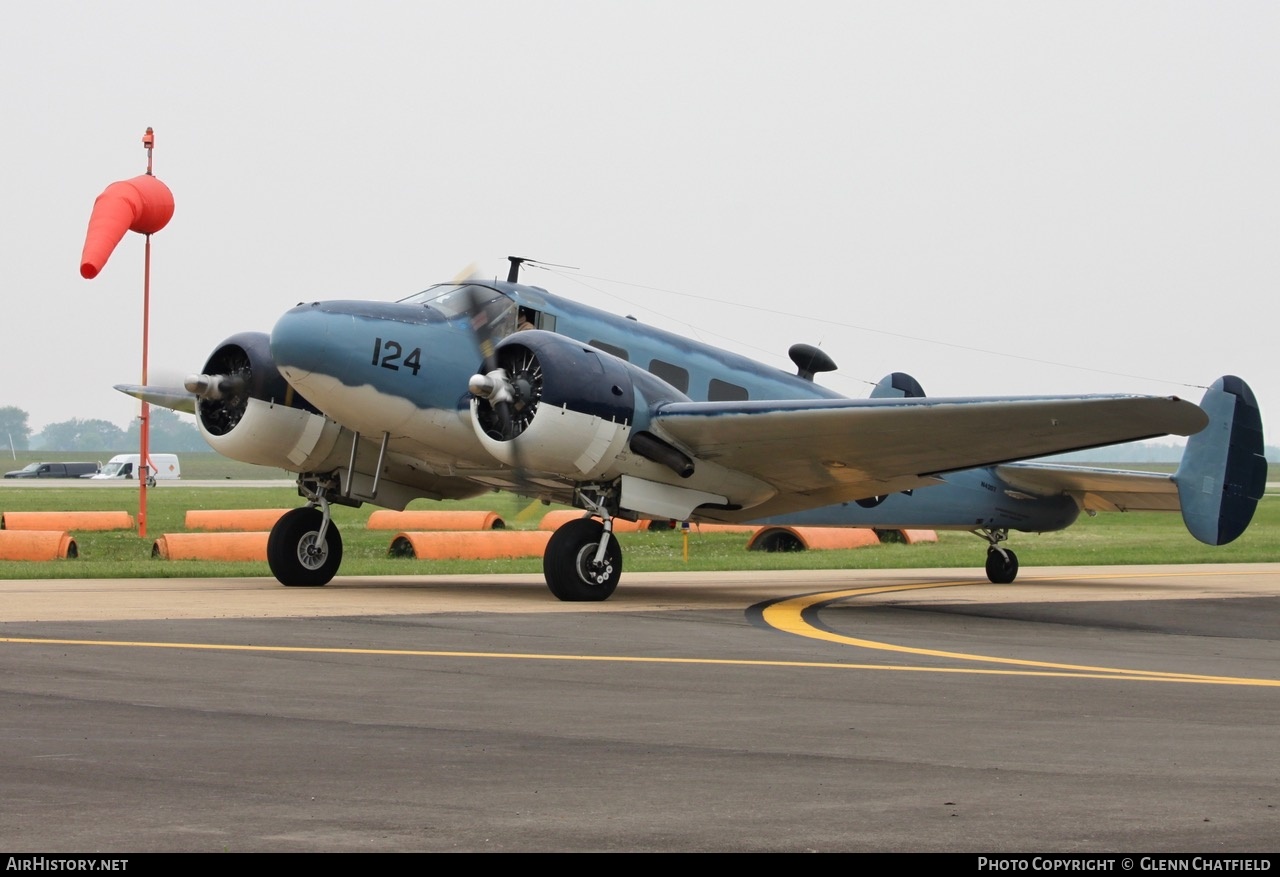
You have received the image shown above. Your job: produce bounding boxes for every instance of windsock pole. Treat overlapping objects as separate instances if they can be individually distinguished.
[78,128,174,540]
[138,128,155,538]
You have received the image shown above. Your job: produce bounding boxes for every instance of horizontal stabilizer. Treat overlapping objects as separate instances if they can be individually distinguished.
[113,383,197,416]
[1174,376,1267,545]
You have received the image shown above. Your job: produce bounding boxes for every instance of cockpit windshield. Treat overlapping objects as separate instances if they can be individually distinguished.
[399,283,520,341]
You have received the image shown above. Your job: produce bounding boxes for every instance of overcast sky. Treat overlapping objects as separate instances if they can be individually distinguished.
[3,2,1276,448]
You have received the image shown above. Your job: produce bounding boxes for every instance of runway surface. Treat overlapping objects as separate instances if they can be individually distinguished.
[2,563,1278,853]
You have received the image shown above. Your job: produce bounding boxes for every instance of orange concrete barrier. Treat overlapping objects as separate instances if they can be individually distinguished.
[537,511,653,532]
[367,510,506,531]
[538,510,588,530]
[388,530,552,560]
[748,526,880,552]
[874,528,939,544]
[184,509,291,531]
[689,523,759,534]
[152,532,269,561]
[0,530,78,560]
[1,511,134,531]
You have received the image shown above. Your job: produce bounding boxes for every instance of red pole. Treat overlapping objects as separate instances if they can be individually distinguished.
[138,128,155,539]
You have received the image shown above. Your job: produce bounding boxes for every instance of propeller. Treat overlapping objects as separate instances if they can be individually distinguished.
[463,284,519,440]
[457,277,548,498]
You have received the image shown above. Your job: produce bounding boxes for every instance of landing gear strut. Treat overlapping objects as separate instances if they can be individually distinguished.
[976,527,1018,584]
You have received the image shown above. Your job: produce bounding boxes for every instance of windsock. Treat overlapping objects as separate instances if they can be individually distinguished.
[79,174,174,279]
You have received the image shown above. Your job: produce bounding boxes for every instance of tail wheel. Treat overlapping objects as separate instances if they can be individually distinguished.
[543,517,621,602]
[267,506,343,587]
[985,547,1019,584]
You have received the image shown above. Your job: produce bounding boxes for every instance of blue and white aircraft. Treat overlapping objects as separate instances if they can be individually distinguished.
[120,257,1267,601]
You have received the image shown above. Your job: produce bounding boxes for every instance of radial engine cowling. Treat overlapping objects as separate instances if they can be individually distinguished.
[469,331,686,481]
[190,332,347,472]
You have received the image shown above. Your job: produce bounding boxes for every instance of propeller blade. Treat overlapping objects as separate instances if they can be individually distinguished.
[113,383,197,415]
[461,283,520,438]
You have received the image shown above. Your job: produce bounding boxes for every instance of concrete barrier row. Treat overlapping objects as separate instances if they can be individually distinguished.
[0,506,937,562]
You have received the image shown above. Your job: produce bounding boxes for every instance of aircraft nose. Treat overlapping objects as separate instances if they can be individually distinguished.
[269,299,481,411]
[270,303,335,383]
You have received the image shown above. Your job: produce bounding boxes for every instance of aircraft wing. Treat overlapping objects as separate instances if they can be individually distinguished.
[650,393,1207,516]
[993,461,1181,512]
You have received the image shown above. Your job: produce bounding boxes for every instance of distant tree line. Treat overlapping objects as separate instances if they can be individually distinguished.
[0,406,208,452]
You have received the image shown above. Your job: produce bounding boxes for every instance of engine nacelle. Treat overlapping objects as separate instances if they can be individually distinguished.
[201,396,350,473]
[189,332,345,471]
[469,331,687,482]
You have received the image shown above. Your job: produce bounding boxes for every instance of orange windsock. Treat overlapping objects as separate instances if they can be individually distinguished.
[79,174,175,279]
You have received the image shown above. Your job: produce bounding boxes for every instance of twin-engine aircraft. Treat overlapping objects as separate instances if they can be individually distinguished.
[120,257,1267,601]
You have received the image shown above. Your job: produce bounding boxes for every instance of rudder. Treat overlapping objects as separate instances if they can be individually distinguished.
[1174,376,1267,545]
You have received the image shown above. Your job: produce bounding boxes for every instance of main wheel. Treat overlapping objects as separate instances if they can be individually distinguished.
[985,546,1019,584]
[543,517,622,602]
[267,506,343,586]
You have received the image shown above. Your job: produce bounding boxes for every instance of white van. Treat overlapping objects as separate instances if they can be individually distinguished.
[90,453,181,485]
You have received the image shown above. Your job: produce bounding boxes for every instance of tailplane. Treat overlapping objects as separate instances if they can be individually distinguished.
[1174,376,1267,545]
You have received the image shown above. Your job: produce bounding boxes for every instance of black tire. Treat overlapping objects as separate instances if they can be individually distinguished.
[267,506,343,587]
[543,517,621,602]
[985,547,1019,584]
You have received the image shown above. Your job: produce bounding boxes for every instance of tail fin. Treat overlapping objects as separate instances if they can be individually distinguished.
[870,372,926,399]
[1174,376,1267,545]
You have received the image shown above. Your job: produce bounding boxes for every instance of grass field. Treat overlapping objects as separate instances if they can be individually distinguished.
[0,453,1274,579]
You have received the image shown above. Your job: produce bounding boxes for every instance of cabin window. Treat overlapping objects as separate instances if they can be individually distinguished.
[590,340,629,361]
[648,359,689,393]
[708,379,749,401]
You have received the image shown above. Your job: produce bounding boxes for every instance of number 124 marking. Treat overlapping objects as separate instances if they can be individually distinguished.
[371,337,423,376]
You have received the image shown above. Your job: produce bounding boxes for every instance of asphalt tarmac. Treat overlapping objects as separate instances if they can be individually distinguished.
[2,563,1278,853]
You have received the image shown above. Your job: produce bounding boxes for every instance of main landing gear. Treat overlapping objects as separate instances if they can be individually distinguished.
[976,527,1019,584]
[541,485,623,602]
[543,516,622,601]
[263,474,624,599]
[267,497,344,587]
